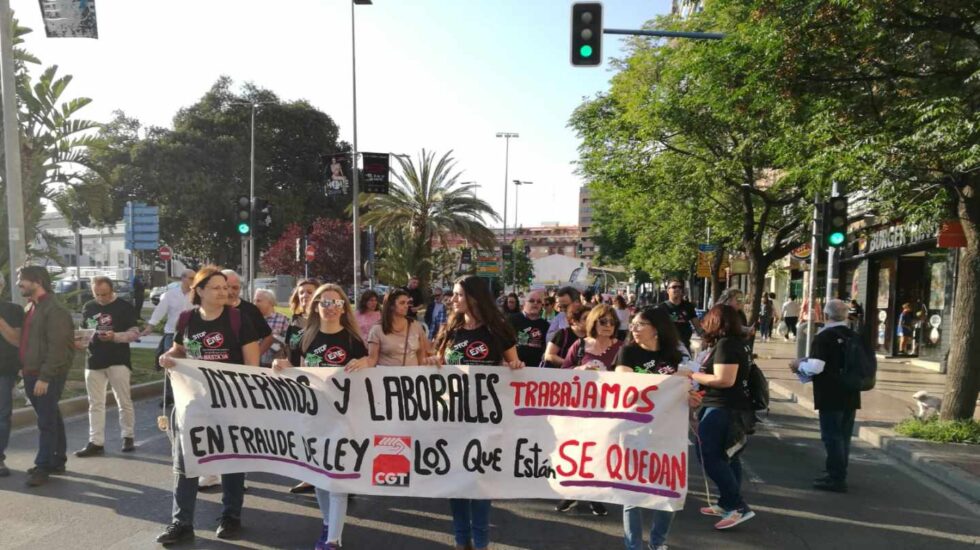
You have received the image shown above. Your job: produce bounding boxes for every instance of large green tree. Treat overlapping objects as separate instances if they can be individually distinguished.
[86,77,348,267]
[359,150,499,293]
[763,0,980,419]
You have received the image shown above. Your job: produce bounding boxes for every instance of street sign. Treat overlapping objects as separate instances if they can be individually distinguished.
[698,243,717,252]
[159,246,173,262]
[305,244,316,262]
[124,202,160,250]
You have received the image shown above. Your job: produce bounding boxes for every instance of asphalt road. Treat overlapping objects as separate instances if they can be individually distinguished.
[1,395,977,549]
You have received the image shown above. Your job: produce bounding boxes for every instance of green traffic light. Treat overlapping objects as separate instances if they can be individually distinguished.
[238,223,251,235]
[828,232,845,246]
[580,44,593,58]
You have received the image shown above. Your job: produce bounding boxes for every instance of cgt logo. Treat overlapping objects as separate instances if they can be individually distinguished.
[372,435,411,487]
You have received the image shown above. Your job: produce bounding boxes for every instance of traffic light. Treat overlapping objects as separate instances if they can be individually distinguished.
[253,198,272,229]
[501,244,513,262]
[571,3,603,66]
[236,196,251,235]
[822,196,848,248]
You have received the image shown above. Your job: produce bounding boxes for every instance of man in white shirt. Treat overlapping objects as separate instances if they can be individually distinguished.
[142,270,195,349]
[781,295,801,341]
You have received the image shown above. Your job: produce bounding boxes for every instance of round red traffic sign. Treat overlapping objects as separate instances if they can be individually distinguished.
[305,244,316,262]
[159,246,173,261]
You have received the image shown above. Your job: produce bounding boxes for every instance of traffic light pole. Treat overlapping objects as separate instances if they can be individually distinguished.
[248,105,256,298]
[805,194,821,358]
[0,0,27,305]
[825,180,842,303]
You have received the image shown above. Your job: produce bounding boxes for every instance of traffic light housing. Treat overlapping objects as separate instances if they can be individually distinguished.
[822,196,848,248]
[571,3,603,66]
[236,196,251,235]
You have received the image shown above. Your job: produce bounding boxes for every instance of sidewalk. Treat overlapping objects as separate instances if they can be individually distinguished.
[753,338,980,504]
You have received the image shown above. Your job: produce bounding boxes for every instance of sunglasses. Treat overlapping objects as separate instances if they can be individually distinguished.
[316,299,346,309]
[597,319,617,327]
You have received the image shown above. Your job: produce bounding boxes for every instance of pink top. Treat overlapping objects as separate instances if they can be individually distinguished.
[355,311,381,340]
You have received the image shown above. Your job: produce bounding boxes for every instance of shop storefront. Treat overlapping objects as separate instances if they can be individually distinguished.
[838,223,957,371]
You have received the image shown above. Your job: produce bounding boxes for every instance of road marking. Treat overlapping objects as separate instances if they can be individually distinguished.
[741,459,765,484]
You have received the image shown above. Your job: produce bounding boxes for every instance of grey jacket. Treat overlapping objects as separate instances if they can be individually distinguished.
[22,294,75,382]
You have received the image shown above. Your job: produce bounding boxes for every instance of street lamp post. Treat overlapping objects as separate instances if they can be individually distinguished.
[351,0,372,294]
[495,133,519,245]
[512,180,533,230]
[230,100,272,297]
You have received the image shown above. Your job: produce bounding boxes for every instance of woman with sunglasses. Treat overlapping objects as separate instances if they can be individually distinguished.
[556,304,623,516]
[365,289,429,366]
[427,275,523,550]
[272,284,368,550]
[542,303,590,368]
[155,266,261,545]
[282,277,320,494]
[614,307,701,550]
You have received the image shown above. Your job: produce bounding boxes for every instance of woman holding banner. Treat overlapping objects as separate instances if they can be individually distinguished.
[686,304,756,530]
[614,307,701,550]
[542,303,590,367]
[427,275,524,550]
[366,289,428,366]
[272,283,368,550]
[155,266,261,546]
[283,277,320,495]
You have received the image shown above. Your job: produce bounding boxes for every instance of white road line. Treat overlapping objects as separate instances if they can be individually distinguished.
[741,458,765,484]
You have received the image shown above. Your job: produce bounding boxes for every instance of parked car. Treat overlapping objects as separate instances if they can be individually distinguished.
[150,285,168,305]
[53,279,92,304]
[112,280,135,304]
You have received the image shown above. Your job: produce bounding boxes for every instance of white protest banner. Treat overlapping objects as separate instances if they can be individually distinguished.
[169,360,690,510]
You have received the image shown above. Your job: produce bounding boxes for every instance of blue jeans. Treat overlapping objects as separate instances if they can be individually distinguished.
[23,375,67,470]
[623,506,674,549]
[0,373,17,461]
[697,407,746,512]
[170,410,245,525]
[819,408,856,482]
[450,499,491,548]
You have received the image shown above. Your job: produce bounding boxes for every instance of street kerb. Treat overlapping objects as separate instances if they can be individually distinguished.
[767,379,980,505]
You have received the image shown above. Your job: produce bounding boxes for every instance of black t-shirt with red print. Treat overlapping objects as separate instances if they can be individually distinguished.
[82,298,138,370]
[175,306,260,365]
[509,313,550,367]
[290,327,367,367]
[443,325,516,367]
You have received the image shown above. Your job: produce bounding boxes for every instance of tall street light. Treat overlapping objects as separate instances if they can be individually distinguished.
[351,0,372,294]
[495,132,519,247]
[230,100,273,297]
[512,180,533,231]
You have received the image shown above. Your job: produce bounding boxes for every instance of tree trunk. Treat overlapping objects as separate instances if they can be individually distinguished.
[709,244,726,304]
[940,186,980,420]
[746,243,767,327]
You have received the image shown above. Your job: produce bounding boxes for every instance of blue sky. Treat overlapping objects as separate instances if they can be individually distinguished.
[14,0,672,227]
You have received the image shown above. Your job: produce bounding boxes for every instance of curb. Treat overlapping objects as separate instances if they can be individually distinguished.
[768,380,980,505]
[11,379,165,431]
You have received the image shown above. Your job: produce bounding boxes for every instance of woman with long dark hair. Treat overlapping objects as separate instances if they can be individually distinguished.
[272,283,368,550]
[686,304,756,530]
[365,289,429,366]
[156,266,261,545]
[614,307,701,549]
[427,275,523,550]
[355,289,381,339]
[501,292,520,316]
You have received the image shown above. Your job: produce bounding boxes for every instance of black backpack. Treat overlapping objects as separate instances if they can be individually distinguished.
[743,361,770,412]
[837,328,877,392]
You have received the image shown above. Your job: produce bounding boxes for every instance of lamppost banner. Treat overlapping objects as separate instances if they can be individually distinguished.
[362,152,390,194]
[38,0,98,38]
[325,154,351,197]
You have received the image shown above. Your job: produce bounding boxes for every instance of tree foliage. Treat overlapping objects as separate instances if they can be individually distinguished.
[259,218,353,285]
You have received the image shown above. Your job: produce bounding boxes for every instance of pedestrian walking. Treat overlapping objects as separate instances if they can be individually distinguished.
[273,283,370,550]
[74,277,140,458]
[557,303,623,516]
[15,266,75,487]
[155,266,261,545]
[253,288,289,368]
[542,303,590,368]
[546,286,581,342]
[366,289,428,366]
[613,294,631,340]
[656,279,702,352]
[614,307,702,550]
[423,286,448,341]
[0,274,25,478]
[782,295,800,341]
[132,272,146,318]
[790,299,862,493]
[426,275,524,550]
[687,304,756,530]
[355,289,381,339]
[759,293,775,342]
[508,290,550,367]
[897,302,914,355]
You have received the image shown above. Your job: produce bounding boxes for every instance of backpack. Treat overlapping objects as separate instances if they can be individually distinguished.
[837,327,877,392]
[743,362,770,412]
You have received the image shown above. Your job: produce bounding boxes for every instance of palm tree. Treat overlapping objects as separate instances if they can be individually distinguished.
[359,149,499,291]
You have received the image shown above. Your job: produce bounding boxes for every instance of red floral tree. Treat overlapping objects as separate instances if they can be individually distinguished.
[260,218,354,285]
